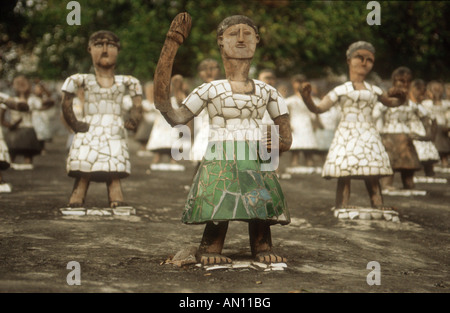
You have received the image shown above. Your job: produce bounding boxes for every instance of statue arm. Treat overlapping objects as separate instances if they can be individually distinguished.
[154,13,194,126]
[61,91,89,133]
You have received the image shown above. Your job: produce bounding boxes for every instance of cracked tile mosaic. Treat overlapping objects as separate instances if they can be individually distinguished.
[61,73,142,181]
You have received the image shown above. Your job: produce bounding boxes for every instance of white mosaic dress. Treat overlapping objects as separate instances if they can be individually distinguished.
[322,81,392,178]
[408,100,439,162]
[379,98,422,170]
[286,95,318,150]
[0,103,11,170]
[422,99,450,154]
[5,95,43,156]
[182,79,288,141]
[61,74,142,181]
[146,97,188,152]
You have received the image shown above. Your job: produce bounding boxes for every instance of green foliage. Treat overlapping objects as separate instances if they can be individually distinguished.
[1,0,449,82]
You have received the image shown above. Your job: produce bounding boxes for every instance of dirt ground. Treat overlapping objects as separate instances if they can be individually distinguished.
[0,135,448,294]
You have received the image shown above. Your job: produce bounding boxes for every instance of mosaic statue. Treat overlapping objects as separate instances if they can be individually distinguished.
[378,67,426,192]
[423,81,450,170]
[285,74,319,167]
[299,41,406,213]
[407,79,440,177]
[154,13,292,264]
[0,92,29,190]
[61,30,143,208]
[2,75,43,169]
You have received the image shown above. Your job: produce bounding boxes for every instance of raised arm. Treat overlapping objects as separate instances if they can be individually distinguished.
[298,82,335,114]
[124,95,143,131]
[154,12,195,127]
[378,86,407,108]
[61,91,89,133]
[0,92,29,112]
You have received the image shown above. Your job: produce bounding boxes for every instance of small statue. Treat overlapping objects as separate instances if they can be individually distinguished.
[299,41,406,211]
[134,82,157,156]
[32,80,56,150]
[285,74,319,168]
[407,79,440,178]
[0,91,29,190]
[1,75,43,169]
[154,13,292,264]
[61,30,143,208]
[378,67,424,192]
[423,81,450,169]
[146,74,189,169]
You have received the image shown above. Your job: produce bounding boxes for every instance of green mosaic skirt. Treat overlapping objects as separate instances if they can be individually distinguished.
[182,141,290,225]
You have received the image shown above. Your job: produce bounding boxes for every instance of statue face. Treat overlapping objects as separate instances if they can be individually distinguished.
[218,23,259,59]
[88,38,119,69]
[347,49,375,77]
[13,76,30,94]
[259,71,276,86]
[393,74,411,90]
[199,60,221,83]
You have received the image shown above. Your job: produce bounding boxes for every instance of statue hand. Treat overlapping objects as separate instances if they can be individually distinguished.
[299,82,312,99]
[74,121,90,133]
[124,118,138,131]
[388,87,407,103]
[17,101,30,112]
[167,12,192,45]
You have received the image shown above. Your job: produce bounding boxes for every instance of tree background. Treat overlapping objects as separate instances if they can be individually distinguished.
[0,0,449,84]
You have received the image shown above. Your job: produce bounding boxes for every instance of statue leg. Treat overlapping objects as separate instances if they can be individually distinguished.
[380,174,395,190]
[249,220,286,263]
[69,174,90,207]
[335,177,351,208]
[291,151,299,166]
[107,175,124,208]
[364,177,386,208]
[197,221,231,265]
[401,170,415,189]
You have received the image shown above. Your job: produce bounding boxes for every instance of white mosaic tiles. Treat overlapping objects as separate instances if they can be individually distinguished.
[183,79,287,141]
[378,100,416,134]
[286,95,318,150]
[8,95,42,129]
[61,74,142,177]
[0,101,10,165]
[146,96,189,151]
[423,99,450,128]
[408,101,440,162]
[322,81,392,177]
[0,126,10,165]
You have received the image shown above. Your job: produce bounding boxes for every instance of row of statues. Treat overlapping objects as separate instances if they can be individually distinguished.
[0,13,449,266]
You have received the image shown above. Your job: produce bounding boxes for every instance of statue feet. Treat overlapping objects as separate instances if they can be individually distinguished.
[110,201,127,208]
[68,202,84,208]
[197,253,232,266]
[254,251,286,264]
